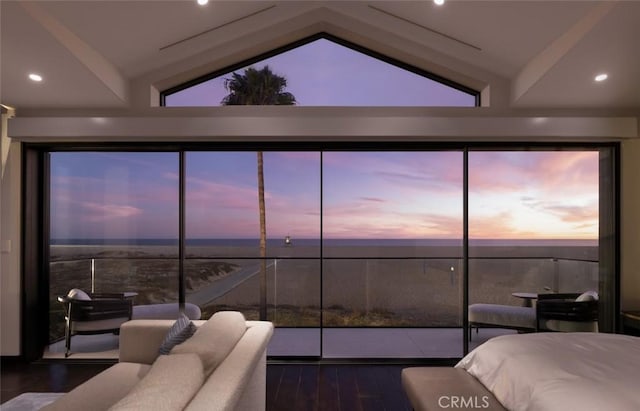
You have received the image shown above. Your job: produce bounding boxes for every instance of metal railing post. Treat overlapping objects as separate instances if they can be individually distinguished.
[91,258,95,293]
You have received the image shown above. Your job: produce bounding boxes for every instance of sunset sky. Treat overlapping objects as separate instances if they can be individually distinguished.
[164,38,476,107]
[50,150,599,240]
[50,38,598,241]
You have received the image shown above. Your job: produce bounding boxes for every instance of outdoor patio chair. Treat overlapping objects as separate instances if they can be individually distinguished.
[468,303,536,340]
[536,291,599,332]
[58,288,132,357]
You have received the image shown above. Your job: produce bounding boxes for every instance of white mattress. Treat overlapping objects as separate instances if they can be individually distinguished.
[456,332,640,411]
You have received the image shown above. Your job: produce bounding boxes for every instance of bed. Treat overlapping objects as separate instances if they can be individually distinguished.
[402,332,640,411]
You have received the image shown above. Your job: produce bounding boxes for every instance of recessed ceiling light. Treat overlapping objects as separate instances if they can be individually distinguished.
[28,73,43,82]
[434,0,445,5]
[594,73,608,82]
[197,0,208,5]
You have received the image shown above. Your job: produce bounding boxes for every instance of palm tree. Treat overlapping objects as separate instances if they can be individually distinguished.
[222,65,296,321]
[221,66,296,106]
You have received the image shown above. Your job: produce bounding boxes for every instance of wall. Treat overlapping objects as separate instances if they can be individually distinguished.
[621,137,640,310]
[1,109,21,356]
[1,111,639,356]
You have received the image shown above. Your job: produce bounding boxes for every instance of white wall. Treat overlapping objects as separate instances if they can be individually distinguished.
[1,109,21,356]
[621,137,640,310]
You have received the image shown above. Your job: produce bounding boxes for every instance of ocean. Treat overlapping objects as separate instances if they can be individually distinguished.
[50,238,598,247]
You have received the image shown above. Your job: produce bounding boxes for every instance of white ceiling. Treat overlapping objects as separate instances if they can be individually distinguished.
[2,0,639,111]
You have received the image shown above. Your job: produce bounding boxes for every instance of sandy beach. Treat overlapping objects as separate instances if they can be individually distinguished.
[48,242,598,341]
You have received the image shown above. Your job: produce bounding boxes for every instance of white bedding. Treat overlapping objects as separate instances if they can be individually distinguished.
[456,332,640,411]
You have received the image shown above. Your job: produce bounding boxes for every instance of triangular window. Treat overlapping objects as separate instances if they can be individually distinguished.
[161,34,478,107]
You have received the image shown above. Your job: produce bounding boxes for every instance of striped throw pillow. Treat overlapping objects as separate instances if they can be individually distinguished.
[158,313,197,355]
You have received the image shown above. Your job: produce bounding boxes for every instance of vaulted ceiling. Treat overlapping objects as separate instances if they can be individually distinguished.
[2,1,639,111]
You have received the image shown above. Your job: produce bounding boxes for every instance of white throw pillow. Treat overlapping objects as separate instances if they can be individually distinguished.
[67,288,91,300]
[108,353,204,411]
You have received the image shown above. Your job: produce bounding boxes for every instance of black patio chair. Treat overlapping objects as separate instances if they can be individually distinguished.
[536,292,599,332]
[58,290,132,357]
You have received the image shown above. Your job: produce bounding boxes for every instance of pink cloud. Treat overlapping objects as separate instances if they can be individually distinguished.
[323,195,464,238]
[469,211,537,239]
[538,153,598,194]
[136,186,178,203]
[187,177,259,210]
[417,214,462,237]
[376,157,462,191]
[469,152,599,239]
[53,174,178,205]
[470,151,598,195]
[79,202,143,221]
[360,197,386,203]
[324,199,386,218]
[322,213,462,239]
[186,171,323,237]
[163,172,179,181]
[539,204,598,224]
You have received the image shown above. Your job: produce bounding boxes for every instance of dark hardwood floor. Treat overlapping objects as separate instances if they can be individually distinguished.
[1,361,112,404]
[267,364,412,411]
[1,361,413,411]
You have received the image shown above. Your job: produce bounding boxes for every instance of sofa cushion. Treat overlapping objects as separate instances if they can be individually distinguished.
[469,303,536,329]
[158,313,197,355]
[171,311,247,376]
[108,354,204,411]
[40,363,151,411]
[185,321,274,411]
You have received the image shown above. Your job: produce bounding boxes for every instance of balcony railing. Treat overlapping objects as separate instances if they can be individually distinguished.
[48,254,599,343]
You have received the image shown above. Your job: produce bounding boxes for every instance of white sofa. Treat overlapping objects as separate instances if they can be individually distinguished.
[42,311,274,411]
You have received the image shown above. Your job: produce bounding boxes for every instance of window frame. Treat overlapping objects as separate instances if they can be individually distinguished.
[159,33,480,107]
[23,141,619,362]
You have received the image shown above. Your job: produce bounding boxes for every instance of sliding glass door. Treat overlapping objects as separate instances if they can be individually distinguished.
[48,152,179,356]
[322,151,464,358]
[41,145,618,359]
[185,151,322,357]
[468,149,616,346]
